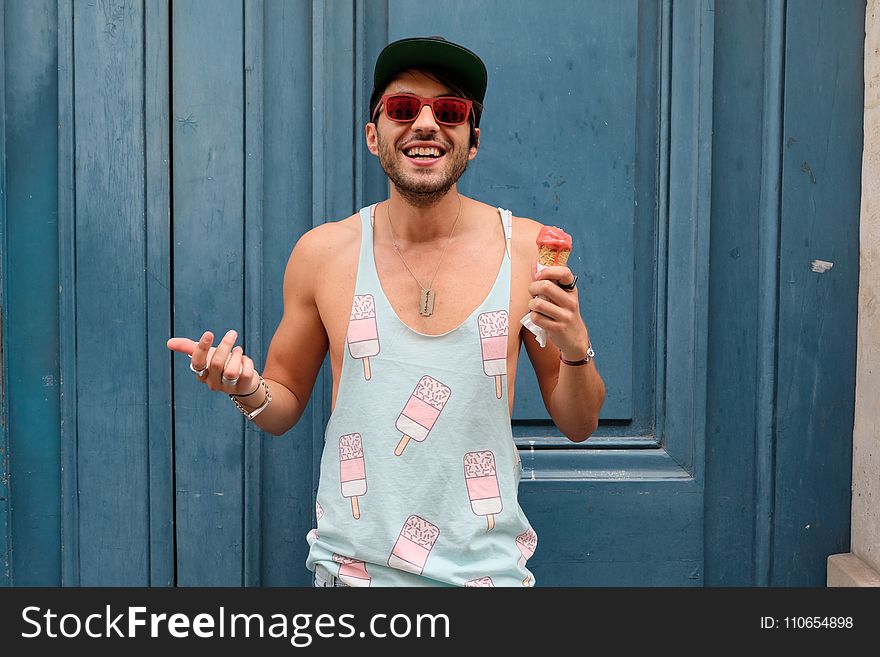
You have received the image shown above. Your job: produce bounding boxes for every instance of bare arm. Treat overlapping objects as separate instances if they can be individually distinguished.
[522,265,605,442]
[252,228,330,435]
[523,321,605,442]
[167,226,330,436]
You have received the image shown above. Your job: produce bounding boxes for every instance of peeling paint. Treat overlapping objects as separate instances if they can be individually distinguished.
[811,259,834,273]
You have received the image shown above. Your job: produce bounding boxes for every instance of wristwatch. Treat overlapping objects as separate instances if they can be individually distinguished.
[560,342,595,366]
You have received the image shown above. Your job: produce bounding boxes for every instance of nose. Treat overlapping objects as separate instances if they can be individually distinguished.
[410,102,440,132]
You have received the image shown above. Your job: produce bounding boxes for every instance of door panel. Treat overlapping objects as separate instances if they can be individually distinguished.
[0,0,857,587]
[366,0,713,584]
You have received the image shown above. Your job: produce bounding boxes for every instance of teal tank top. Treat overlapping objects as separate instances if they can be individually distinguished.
[305,204,538,587]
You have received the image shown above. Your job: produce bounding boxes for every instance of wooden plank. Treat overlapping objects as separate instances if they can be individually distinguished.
[257,0,317,586]
[4,0,63,585]
[357,0,389,208]
[171,0,245,586]
[754,0,786,587]
[0,0,9,588]
[385,0,642,423]
[243,0,263,587]
[72,0,149,585]
[145,0,174,587]
[662,0,714,475]
[57,0,79,586]
[773,0,863,585]
[703,0,768,586]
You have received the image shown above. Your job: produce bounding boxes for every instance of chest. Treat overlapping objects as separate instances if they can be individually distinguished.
[318,224,534,365]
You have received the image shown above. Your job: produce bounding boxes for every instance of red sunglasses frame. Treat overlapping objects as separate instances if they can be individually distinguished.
[372,93,474,126]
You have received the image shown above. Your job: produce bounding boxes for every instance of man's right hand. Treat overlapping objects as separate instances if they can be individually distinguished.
[166,329,261,398]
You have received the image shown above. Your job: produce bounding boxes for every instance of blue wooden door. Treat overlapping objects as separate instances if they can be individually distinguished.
[0,0,862,586]
[358,0,710,585]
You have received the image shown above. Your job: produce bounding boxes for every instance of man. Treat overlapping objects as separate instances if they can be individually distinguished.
[167,36,605,587]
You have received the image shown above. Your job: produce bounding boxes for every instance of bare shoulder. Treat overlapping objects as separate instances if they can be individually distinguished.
[510,215,543,263]
[282,214,360,293]
[287,213,360,272]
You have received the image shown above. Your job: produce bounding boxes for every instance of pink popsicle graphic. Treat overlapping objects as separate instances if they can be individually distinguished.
[387,515,440,576]
[332,553,372,587]
[339,433,367,519]
[478,311,508,399]
[348,294,380,380]
[395,376,451,456]
[516,528,538,586]
[464,451,502,531]
[464,576,495,587]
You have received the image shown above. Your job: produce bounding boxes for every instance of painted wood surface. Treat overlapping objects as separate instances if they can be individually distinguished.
[774,0,862,585]
[171,0,246,586]
[71,0,151,585]
[3,0,62,586]
[0,0,864,586]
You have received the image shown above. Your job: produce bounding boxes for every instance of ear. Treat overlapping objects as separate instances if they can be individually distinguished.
[468,127,480,160]
[365,123,379,156]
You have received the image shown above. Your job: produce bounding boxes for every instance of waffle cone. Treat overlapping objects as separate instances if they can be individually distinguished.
[538,245,571,267]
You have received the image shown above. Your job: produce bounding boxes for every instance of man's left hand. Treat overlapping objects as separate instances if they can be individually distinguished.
[527,265,591,361]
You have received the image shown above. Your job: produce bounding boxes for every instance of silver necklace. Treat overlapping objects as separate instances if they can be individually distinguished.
[386,195,463,317]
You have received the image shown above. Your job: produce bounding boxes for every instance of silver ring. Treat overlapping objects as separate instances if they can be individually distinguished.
[221,375,239,386]
[189,361,209,378]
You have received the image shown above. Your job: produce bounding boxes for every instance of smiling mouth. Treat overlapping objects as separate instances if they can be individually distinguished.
[403,146,445,160]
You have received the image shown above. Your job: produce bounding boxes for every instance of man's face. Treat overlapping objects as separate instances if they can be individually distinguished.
[366,70,480,206]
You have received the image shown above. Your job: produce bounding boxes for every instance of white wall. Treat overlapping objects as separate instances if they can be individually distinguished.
[827,0,880,587]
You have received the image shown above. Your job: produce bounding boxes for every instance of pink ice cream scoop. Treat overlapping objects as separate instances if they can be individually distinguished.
[464,451,503,531]
[464,576,495,587]
[348,294,380,380]
[339,433,367,519]
[332,553,371,587]
[394,376,451,456]
[478,311,508,399]
[516,527,538,586]
[387,515,440,576]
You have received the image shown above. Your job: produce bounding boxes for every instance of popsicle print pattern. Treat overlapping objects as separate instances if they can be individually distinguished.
[516,527,538,586]
[306,500,325,543]
[395,376,451,456]
[348,294,380,380]
[464,451,503,531]
[339,433,367,519]
[477,311,508,399]
[387,515,440,576]
[464,576,495,587]
[332,553,372,587]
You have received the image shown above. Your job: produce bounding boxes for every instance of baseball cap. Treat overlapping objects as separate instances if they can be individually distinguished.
[373,36,488,106]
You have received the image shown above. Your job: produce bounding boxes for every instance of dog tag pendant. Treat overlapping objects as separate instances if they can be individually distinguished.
[419,288,435,316]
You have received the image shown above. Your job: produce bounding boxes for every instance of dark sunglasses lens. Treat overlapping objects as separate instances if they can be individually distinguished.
[385,95,421,121]
[433,98,469,125]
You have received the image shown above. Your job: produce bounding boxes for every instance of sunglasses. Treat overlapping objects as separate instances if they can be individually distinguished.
[373,93,474,126]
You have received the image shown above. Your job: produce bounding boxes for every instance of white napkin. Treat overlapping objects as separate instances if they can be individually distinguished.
[520,262,549,347]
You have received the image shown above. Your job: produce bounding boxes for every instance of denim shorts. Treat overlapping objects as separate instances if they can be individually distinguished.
[313,563,350,587]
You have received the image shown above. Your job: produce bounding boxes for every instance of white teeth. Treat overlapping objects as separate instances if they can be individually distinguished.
[405,146,442,157]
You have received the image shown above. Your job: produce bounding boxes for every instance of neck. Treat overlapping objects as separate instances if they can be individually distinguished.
[385,186,464,243]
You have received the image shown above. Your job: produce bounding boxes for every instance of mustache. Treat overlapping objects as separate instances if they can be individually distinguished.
[399,137,452,151]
